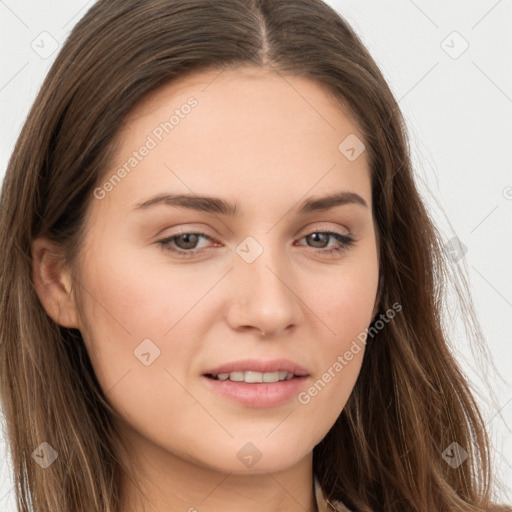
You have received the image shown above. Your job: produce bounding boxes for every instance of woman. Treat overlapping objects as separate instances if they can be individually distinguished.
[0,1,509,511]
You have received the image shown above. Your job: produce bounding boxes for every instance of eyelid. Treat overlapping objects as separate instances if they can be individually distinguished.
[159,223,351,244]
[296,222,351,238]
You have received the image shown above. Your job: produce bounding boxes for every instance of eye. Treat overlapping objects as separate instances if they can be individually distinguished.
[157,229,356,258]
[295,230,355,256]
[157,231,216,257]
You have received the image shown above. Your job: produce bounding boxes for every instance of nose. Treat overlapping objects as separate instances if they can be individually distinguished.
[224,239,304,338]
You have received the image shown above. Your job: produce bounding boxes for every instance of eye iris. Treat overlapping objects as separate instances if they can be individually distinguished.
[175,233,199,250]
[307,233,329,248]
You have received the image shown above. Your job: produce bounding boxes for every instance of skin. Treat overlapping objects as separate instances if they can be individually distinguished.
[32,66,380,512]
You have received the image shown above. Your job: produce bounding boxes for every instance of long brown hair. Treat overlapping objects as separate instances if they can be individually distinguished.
[0,1,509,511]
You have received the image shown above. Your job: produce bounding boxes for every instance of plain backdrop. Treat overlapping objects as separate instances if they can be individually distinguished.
[0,0,510,508]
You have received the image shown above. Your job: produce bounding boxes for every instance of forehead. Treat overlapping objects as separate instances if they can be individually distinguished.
[93,65,371,222]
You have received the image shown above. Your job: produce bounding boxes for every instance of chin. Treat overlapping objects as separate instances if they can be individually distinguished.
[181,437,314,475]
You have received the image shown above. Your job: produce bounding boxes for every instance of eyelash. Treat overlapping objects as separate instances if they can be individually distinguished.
[157,229,356,258]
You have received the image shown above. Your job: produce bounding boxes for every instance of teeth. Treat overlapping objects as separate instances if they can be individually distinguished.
[213,371,295,382]
[262,371,279,382]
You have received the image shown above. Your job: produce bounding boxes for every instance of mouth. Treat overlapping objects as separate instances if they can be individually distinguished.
[201,359,310,407]
[204,370,299,383]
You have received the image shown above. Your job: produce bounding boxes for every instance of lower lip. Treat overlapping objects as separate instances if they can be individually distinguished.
[201,375,309,408]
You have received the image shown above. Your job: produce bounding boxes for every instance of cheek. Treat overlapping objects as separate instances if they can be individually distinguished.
[294,251,378,422]
[301,251,379,345]
[75,251,209,444]
[75,243,208,392]
[79,239,214,339]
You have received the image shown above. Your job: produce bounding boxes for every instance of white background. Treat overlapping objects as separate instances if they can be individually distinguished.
[0,0,510,508]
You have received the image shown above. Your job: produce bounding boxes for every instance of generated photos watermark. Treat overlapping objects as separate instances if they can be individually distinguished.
[297,302,402,405]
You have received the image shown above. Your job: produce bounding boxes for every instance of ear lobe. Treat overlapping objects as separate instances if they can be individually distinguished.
[31,237,80,329]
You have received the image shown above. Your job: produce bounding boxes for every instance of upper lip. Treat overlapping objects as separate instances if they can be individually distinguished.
[204,358,309,376]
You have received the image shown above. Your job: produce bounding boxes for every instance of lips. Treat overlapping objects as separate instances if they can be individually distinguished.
[202,358,311,407]
[203,358,309,378]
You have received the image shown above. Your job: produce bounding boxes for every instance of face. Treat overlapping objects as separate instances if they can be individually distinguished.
[56,66,379,475]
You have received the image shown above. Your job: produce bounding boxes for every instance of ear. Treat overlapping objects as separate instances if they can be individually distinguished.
[31,237,80,329]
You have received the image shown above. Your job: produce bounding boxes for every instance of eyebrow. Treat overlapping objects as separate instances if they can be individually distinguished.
[133,190,368,216]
